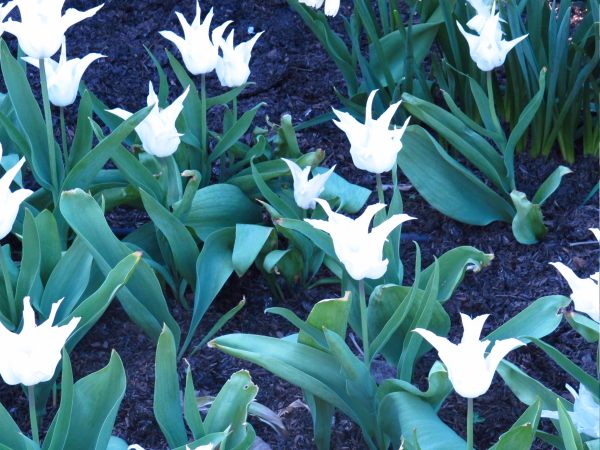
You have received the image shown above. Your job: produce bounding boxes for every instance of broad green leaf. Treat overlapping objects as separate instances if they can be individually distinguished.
[184,365,205,439]
[557,398,585,450]
[565,312,599,343]
[489,400,542,450]
[43,351,74,450]
[69,90,94,167]
[184,184,262,241]
[419,246,493,303]
[140,189,199,288]
[181,228,236,356]
[532,165,572,205]
[232,224,273,276]
[62,351,127,450]
[154,326,188,448]
[0,401,26,450]
[60,189,180,344]
[398,126,514,225]
[314,167,371,213]
[15,210,41,312]
[486,295,571,343]
[378,392,466,450]
[510,190,548,244]
[204,370,258,448]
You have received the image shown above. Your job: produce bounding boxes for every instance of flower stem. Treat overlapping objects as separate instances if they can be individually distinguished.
[358,279,371,367]
[200,74,208,178]
[28,385,39,445]
[0,246,15,323]
[59,107,69,170]
[375,173,385,204]
[466,397,474,450]
[39,59,59,204]
[232,96,238,121]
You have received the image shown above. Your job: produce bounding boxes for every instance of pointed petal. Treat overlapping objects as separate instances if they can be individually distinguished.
[354,203,386,234]
[161,86,189,125]
[74,53,104,83]
[414,328,458,368]
[324,0,340,16]
[0,156,27,193]
[550,262,587,294]
[159,30,186,51]
[370,213,415,247]
[107,108,133,121]
[460,313,490,343]
[211,20,233,46]
[456,21,479,50]
[61,4,104,34]
[377,100,402,129]
[364,90,378,123]
[500,33,528,56]
[282,158,307,186]
[21,296,36,331]
[485,337,525,374]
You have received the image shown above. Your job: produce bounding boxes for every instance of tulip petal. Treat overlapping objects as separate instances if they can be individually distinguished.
[485,337,524,374]
[60,4,103,34]
[460,313,489,343]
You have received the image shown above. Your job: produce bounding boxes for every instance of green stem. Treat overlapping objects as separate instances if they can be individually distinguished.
[232,96,238,121]
[59,107,68,170]
[358,279,371,367]
[0,246,15,323]
[466,397,474,450]
[28,385,39,445]
[200,74,208,179]
[486,71,503,137]
[375,173,385,204]
[39,59,59,204]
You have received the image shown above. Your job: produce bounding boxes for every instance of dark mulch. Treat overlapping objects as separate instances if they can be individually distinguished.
[0,0,598,449]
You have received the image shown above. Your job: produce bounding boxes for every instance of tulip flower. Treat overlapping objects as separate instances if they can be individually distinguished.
[542,384,600,438]
[550,262,599,323]
[305,199,414,280]
[215,29,263,88]
[3,0,103,59]
[0,297,80,386]
[332,90,410,174]
[108,82,190,158]
[0,144,33,240]
[282,158,335,210]
[590,228,600,242]
[457,14,528,72]
[298,0,340,17]
[414,313,525,398]
[159,1,231,76]
[23,40,104,107]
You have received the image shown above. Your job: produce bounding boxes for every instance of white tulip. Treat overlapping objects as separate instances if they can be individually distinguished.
[160,1,231,76]
[332,90,410,174]
[305,199,414,280]
[0,1,17,37]
[215,29,263,88]
[465,0,495,33]
[550,262,599,323]
[23,40,104,107]
[457,13,528,72]
[298,0,340,17]
[3,0,103,59]
[282,158,335,210]
[0,297,80,386]
[414,313,525,398]
[108,82,189,158]
[0,144,32,240]
[542,384,600,438]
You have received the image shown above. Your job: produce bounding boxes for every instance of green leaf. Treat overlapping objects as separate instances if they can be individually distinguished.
[489,399,542,450]
[398,126,514,225]
[60,189,180,344]
[154,325,188,448]
[0,401,26,450]
[184,184,262,241]
[532,165,572,205]
[204,370,258,448]
[379,391,466,450]
[419,246,494,303]
[565,312,599,343]
[69,90,94,167]
[43,351,74,450]
[180,228,236,356]
[486,295,571,343]
[314,167,371,213]
[209,103,263,164]
[232,224,274,277]
[557,398,585,450]
[63,106,152,190]
[510,190,548,244]
[62,351,127,450]
[184,365,205,439]
[15,210,42,309]
[139,189,199,288]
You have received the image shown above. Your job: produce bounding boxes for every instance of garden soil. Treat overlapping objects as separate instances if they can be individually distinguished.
[0,1,598,449]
